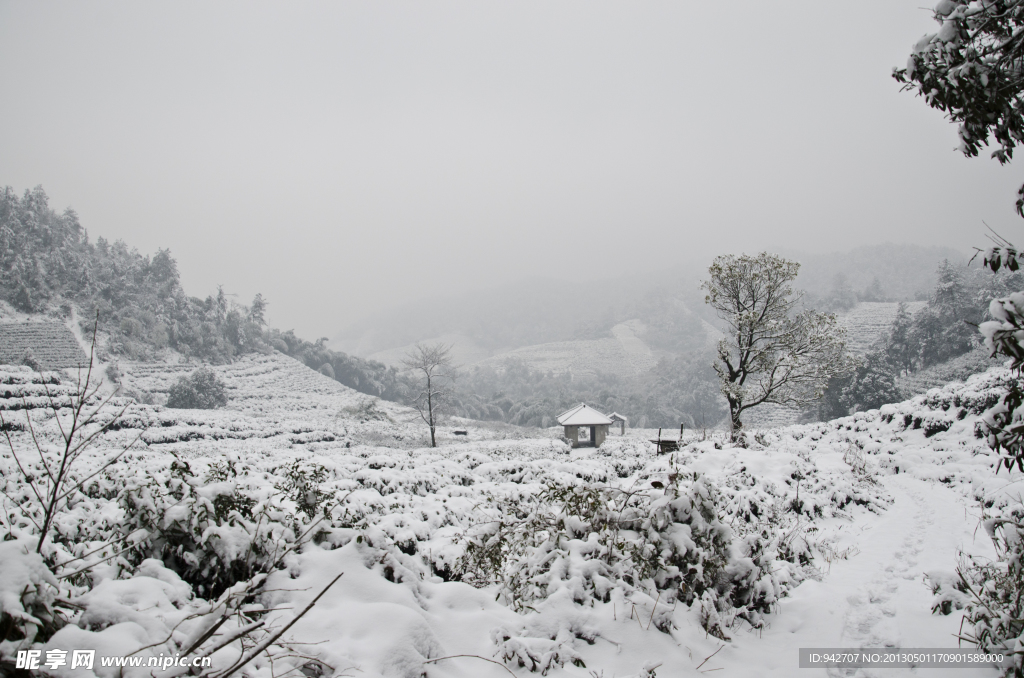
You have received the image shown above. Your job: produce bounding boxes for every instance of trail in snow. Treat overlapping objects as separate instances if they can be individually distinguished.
[717,475,1000,678]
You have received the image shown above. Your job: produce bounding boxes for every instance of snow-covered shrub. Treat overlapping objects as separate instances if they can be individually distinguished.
[275,459,330,520]
[0,538,61,666]
[117,455,299,598]
[492,612,589,675]
[930,512,1024,677]
[457,470,793,641]
[166,368,228,409]
[339,397,394,423]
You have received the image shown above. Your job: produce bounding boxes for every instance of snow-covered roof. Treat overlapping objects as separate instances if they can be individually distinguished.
[607,412,628,423]
[557,403,613,426]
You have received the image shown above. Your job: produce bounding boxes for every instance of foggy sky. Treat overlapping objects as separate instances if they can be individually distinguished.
[0,1,1018,338]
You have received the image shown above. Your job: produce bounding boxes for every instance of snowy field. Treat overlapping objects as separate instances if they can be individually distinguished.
[1,353,1020,677]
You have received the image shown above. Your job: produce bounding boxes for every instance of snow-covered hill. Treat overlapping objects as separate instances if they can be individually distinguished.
[1,359,1019,677]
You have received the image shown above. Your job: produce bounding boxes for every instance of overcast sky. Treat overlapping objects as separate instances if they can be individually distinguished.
[1,1,1019,338]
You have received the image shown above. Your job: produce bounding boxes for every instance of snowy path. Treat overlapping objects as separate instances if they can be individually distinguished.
[716,475,1000,677]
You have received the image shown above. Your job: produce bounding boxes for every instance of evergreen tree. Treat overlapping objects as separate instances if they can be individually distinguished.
[909,260,979,369]
[894,0,1024,215]
[884,302,916,375]
[250,293,267,326]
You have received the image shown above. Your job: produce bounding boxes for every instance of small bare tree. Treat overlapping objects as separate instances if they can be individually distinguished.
[0,316,146,554]
[402,343,456,448]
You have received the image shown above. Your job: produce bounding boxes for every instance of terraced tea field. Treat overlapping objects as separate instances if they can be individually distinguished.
[836,301,926,354]
[0,320,89,370]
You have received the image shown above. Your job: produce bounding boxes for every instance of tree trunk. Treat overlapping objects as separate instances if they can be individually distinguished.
[427,373,436,448]
[425,378,438,448]
[728,396,743,443]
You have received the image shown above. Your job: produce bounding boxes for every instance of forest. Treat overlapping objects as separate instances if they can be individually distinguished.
[0,186,407,401]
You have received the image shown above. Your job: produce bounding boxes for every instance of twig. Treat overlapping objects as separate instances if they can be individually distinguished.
[182,617,230,658]
[198,620,266,660]
[422,654,517,677]
[647,591,662,630]
[214,572,344,678]
[57,540,145,580]
[695,644,724,671]
[56,527,149,568]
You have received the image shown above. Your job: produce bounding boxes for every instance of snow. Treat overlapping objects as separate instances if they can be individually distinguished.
[718,475,997,677]
[556,404,613,426]
[2,358,1021,677]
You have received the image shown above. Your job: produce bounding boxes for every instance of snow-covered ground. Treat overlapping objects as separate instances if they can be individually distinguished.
[720,474,998,677]
[1,355,1020,677]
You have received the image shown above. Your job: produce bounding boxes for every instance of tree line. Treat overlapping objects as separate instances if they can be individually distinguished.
[0,186,406,401]
[817,260,1024,419]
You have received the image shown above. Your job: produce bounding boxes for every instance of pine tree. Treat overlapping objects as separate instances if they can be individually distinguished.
[884,302,916,375]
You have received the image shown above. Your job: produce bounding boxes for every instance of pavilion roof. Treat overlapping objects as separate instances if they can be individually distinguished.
[557,403,613,426]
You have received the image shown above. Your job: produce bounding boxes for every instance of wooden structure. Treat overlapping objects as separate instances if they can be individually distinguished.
[608,412,628,435]
[557,404,613,448]
[651,425,685,454]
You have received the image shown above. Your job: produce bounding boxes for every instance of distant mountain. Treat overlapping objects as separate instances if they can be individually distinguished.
[330,269,712,360]
[333,243,969,361]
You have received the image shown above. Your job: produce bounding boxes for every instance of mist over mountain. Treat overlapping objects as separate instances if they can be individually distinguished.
[333,243,968,364]
[329,268,714,362]
[791,244,968,303]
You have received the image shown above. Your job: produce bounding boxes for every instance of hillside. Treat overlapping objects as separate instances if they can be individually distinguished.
[371,303,928,383]
[2,349,1019,676]
[0,187,412,404]
[835,301,927,354]
[0,320,89,370]
[463,319,658,378]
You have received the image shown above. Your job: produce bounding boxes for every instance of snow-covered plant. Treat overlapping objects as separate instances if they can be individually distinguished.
[977,283,1024,471]
[928,512,1024,677]
[0,538,61,669]
[459,470,791,641]
[117,456,300,598]
[276,459,330,521]
[166,367,229,409]
[894,0,1024,215]
[492,621,588,675]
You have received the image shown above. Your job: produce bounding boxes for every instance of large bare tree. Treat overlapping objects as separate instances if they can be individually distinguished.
[702,252,854,441]
[402,343,456,447]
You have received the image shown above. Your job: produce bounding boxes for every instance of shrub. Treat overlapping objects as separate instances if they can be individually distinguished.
[166,368,228,409]
[929,512,1024,677]
[456,471,793,640]
[0,539,62,665]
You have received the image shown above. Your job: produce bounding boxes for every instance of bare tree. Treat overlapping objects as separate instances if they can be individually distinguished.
[702,252,854,442]
[402,343,456,447]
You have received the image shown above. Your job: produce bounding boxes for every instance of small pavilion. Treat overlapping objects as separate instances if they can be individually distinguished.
[557,404,613,448]
[607,412,628,435]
